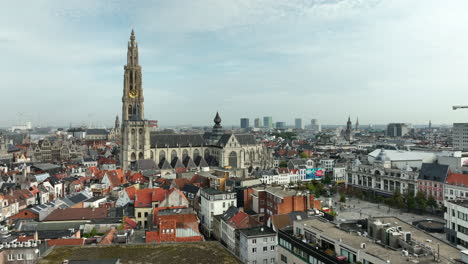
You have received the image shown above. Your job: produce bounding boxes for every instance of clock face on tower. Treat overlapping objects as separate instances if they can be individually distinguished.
[128,89,138,98]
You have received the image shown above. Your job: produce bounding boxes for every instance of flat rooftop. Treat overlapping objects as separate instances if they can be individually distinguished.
[295,216,460,264]
[39,242,241,264]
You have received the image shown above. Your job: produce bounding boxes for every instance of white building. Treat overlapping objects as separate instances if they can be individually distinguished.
[319,159,334,173]
[445,200,468,248]
[200,188,236,236]
[333,167,346,183]
[239,226,277,264]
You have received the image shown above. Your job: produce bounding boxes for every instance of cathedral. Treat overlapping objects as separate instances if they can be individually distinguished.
[120,31,272,172]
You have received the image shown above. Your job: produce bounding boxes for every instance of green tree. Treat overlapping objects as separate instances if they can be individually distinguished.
[279,161,288,168]
[299,152,309,159]
[392,190,405,209]
[339,193,346,203]
[89,227,97,237]
[427,195,438,211]
[404,192,416,211]
[415,191,428,212]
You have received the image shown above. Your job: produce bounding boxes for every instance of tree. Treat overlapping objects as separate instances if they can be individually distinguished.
[415,191,428,212]
[404,192,416,211]
[299,152,309,159]
[392,190,405,209]
[340,193,346,203]
[89,227,97,237]
[279,161,288,168]
[427,195,438,211]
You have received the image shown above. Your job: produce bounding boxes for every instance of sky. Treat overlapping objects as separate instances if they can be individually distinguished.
[2,0,468,128]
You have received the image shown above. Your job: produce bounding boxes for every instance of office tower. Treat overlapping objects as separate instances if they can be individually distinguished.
[387,123,410,137]
[240,118,250,129]
[295,118,302,129]
[254,118,261,128]
[263,116,273,128]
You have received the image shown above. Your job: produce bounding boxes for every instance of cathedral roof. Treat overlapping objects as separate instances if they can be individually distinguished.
[158,159,172,170]
[194,156,208,168]
[217,134,257,147]
[183,157,197,168]
[150,133,204,148]
[170,157,185,169]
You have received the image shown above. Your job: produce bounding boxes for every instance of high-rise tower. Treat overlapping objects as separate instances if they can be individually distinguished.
[121,30,150,171]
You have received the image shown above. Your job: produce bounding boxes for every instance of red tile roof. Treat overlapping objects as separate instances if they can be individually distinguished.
[124,216,138,229]
[125,186,137,200]
[99,228,116,245]
[134,188,168,208]
[47,238,85,246]
[173,178,189,189]
[43,208,108,221]
[128,172,147,183]
[228,211,249,228]
[446,172,468,186]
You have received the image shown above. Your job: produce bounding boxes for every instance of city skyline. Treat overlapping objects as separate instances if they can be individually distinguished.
[3,1,468,127]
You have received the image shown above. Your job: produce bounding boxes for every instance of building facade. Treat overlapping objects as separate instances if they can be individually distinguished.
[238,226,277,264]
[119,31,272,171]
[199,188,237,236]
[387,123,410,137]
[453,123,468,151]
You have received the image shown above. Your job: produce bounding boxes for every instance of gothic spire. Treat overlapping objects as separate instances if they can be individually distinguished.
[214,112,222,125]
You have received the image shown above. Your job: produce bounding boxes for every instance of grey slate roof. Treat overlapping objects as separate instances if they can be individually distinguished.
[234,134,257,145]
[194,156,209,167]
[238,226,275,237]
[150,133,205,148]
[171,157,185,169]
[220,206,239,221]
[419,163,449,183]
[159,159,172,170]
[85,129,108,135]
[137,159,158,171]
[181,183,199,195]
[183,157,197,168]
[217,134,233,147]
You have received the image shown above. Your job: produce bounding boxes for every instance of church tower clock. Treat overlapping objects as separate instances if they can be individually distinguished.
[121,30,150,171]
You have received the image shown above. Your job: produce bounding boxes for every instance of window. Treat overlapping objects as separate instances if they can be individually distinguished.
[8,254,14,261]
[252,239,256,244]
[271,237,275,242]
[138,212,142,218]
[281,254,287,263]
[270,245,275,251]
[263,238,268,243]
[263,259,268,264]
[263,246,268,252]
[252,247,257,253]
[270,258,275,263]
[252,261,256,264]
[144,212,148,217]
[223,202,226,208]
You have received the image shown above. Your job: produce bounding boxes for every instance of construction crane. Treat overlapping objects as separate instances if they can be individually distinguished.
[453,106,468,110]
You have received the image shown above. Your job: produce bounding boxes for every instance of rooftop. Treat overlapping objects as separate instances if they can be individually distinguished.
[295,216,459,264]
[239,226,275,237]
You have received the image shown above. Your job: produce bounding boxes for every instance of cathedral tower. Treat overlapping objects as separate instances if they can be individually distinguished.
[121,30,150,171]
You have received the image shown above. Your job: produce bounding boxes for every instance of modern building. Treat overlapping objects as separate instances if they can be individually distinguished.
[263,117,273,129]
[387,123,410,137]
[445,200,468,248]
[319,159,334,173]
[275,122,286,129]
[254,118,261,128]
[199,188,237,236]
[238,226,277,264]
[310,119,320,132]
[286,216,459,264]
[240,118,250,129]
[294,118,302,129]
[453,123,468,151]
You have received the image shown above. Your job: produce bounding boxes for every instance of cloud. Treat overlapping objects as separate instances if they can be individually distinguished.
[1,0,468,127]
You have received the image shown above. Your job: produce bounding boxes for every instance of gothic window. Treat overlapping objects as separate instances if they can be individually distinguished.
[159,150,166,162]
[182,149,189,160]
[150,151,154,159]
[139,129,143,134]
[193,149,200,158]
[138,152,144,160]
[131,129,135,135]
[171,150,177,161]
[229,151,237,168]
[130,152,136,161]
[204,149,210,159]
[128,106,132,117]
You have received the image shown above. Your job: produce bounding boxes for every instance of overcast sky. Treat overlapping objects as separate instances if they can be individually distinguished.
[2,0,468,128]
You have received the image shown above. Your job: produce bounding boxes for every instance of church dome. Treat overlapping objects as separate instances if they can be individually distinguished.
[375,149,390,162]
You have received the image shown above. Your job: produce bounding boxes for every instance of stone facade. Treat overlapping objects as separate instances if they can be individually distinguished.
[120,31,272,172]
[33,138,82,163]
